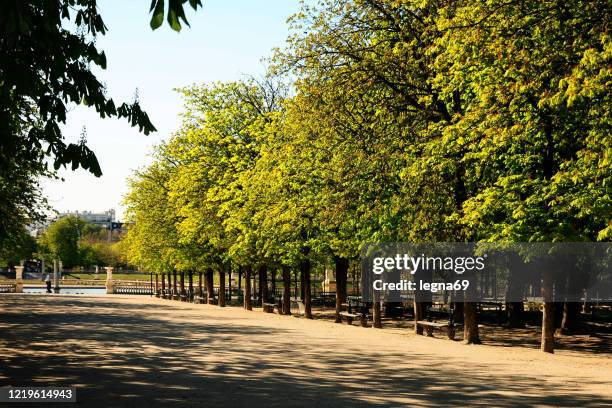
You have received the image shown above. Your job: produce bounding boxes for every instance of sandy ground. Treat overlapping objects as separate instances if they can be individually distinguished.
[0,294,610,407]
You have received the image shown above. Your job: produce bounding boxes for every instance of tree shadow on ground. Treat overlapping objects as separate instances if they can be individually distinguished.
[0,295,610,408]
[311,306,612,355]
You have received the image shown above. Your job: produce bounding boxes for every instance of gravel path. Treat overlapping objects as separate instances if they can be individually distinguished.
[0,294,610,407]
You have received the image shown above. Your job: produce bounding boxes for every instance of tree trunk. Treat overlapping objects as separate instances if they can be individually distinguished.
[413,271,432,335]
[414,298,424,335]
[198,271,203,298]
[227,265,232,301]
[505,254,525,328]
[155,274,159,296]
[463,302,480,344]
[219,270,226,307]
[541,270,555,353]
[384,266,403,318]
[300,269,305,301]
[334,256,349,323]
[541,302,555,353]
[259,264,268,305]
[238,266,242,294]
[257,265,263,302]
[554,301,564,328]
[172,270,177,298]
[463,276,481,344]
[458,267,480,343]
[282,265,291,315]
[506,302,525,328]
[271,268,276,298]
[350,265,357,296]
[301,257,312,319]
[205,268,214,304]
[161,273,166,297]
[453,290,464,324]
[244,265,252,310]
[559,302,580,335]
[373,299,382,328]
[179,271,186,297]
[253,271,258,303]
[188,271,193,300]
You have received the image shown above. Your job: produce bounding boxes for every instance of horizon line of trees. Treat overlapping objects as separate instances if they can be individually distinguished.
[122,0,610,354]
[2,215,128,270]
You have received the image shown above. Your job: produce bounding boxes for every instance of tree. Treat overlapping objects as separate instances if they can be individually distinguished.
[123,158,184,274]
[282,0,609,348]
[0,106,51,259]
[0,227,37,267]
[167,79,287,306]
[278,0,474,331]
[0,0,202,252]
[434,0,610,351]
[119,0,609,354]
[37,215,87,268]
[79,226,127,268]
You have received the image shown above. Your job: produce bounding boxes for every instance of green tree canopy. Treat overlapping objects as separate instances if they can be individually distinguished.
[121,0,609,351]
[37,215,87,268]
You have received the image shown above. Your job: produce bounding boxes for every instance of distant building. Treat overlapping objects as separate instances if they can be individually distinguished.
[60,210,125,241]
[60,209,116,227]
[29,209,125,240]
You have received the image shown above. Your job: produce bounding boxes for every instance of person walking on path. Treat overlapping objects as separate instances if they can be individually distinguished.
[45,274,52,293]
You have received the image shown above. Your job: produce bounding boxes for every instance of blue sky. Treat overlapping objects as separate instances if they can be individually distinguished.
[42,0,301,219]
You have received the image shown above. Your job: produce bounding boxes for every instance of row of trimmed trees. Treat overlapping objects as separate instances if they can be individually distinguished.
[123,0,610,353]
[151,260,383,324]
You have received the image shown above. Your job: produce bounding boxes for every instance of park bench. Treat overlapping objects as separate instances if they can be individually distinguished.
[339,300,368,327]
[416,306,461,340]
[312,292,335,308]
[262,302,276,313]
[478,301,504,325]
[263,297,283,314]
[384,303,413,319]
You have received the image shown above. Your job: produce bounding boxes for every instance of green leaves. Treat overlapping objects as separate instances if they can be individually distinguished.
[37,216,85,267]
[149,0,203,32]
[124,0,609,277]
[124,79,279,271]
[0,0,207,251]
[149,0,165,30]
[117,102,157,135]
[53,141,102,177]
[432,0,611,242]
[0,1,167,187]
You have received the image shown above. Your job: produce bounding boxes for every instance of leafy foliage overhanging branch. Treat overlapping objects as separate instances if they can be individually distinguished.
[0,0,201,255]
